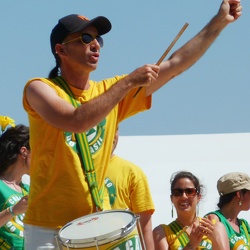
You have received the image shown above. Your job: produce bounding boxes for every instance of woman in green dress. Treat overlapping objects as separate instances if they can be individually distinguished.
[0,120,30,250]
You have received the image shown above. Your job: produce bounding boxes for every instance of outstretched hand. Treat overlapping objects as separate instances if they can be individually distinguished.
[218,0,242,23]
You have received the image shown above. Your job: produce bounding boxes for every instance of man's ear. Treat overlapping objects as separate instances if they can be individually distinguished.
[55,44,66,55]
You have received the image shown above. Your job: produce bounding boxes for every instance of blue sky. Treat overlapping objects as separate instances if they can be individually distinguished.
[1,0,249,136]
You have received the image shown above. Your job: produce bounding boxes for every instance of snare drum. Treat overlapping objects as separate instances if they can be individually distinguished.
[56,209,144,250]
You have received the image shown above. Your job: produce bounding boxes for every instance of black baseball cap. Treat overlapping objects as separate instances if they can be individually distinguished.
[50,14,112,55]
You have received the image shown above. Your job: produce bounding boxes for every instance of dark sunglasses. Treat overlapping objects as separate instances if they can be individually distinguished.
[62,33,104,47]
[172,188,197,197]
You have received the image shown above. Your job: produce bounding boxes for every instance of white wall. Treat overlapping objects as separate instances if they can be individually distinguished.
[115,133,250,228]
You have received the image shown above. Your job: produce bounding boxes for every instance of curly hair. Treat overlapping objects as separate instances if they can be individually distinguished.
[0,124,30,175]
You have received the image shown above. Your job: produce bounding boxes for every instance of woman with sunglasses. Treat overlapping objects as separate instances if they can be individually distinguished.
[153,171,229,250]
[0,122,30,249]
[22,1,242,248]
[206,172,250,249]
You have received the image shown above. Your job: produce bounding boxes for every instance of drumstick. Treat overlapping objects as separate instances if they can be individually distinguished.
[133,22,189,98]
[169,225,188,246]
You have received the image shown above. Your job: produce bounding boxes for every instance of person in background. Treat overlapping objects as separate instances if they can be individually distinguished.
[153,171,229,250]
[206,172,250,249]
[0,117,30,250]
[105,128,155,249]
[22,0,242,248]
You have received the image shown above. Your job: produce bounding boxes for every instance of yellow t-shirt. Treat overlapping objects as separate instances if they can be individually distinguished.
[22,76,151,228]
[105,155,155,214]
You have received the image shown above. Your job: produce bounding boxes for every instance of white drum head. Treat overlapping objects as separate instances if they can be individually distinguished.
[58,210,136,248]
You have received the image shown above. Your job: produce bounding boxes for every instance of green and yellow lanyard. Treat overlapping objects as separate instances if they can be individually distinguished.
[52,76,103,211]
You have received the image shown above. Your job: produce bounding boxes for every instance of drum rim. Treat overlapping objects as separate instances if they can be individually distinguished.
[58,209,137,248]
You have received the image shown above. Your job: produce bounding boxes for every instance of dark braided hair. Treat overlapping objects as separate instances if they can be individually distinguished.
[48,66,59,79]
[0,125,30,175]
[48,56,61,79]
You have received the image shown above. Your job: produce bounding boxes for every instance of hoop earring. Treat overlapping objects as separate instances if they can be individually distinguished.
[171,204,174,218]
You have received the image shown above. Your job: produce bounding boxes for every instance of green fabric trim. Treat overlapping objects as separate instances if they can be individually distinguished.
[52,76,103,210]
[242,220,250,244]
[0,236,12,249]
[169,221,189,246]
[104,177,116,206]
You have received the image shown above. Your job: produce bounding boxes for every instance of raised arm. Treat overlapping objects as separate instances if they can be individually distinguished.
[145,0,242,96]
[25,64,159,133]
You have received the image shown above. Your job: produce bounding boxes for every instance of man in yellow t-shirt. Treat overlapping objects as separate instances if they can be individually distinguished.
[22,2,242,248]
[105,128,155,249]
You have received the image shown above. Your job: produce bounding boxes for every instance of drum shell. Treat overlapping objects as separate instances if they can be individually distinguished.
[57,210,142,250]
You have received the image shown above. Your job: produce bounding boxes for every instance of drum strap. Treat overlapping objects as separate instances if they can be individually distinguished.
[51,76,103,211]
[168,221,189,246]
[242,220,250,244]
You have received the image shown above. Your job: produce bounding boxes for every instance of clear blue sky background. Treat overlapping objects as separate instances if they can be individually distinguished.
[1,0,249,136]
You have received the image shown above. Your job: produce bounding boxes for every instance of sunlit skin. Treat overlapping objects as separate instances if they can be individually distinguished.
[56,26,102,90]
[171,178,200,219]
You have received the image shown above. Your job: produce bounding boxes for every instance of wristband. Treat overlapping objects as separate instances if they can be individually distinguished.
[9,206,16,217]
